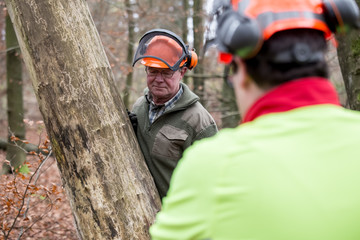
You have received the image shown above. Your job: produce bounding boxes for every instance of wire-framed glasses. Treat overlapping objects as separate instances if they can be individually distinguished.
[145,67,177,79]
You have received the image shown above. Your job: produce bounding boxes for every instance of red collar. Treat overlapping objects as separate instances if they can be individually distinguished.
[242,77,341,123]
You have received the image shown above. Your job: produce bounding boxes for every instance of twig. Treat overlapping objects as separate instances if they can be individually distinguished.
[4,150,53,240]
[23,150,53,220]
[18,197,54,240]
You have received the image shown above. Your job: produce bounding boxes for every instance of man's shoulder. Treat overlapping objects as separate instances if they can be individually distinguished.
[181,102,217,131]
[132,96,147,110]
[179,83,200,103]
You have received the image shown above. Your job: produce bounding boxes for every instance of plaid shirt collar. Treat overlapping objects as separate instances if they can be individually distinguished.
[147,85,183,124]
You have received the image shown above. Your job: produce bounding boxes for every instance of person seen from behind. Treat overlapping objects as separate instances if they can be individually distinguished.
[150,0,360,239]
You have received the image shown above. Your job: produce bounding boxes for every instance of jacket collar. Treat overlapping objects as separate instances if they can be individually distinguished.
[144,82,199,111]
[242,77,341,123]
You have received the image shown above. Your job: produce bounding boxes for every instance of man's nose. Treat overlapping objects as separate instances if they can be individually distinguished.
[154,72,164,81]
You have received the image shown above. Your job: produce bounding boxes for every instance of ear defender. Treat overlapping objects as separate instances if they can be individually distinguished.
[323,0,360,33]
[216,9,262,58]
[185,49,198,70]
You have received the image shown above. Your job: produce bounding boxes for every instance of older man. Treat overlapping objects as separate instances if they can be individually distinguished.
[131,29,218,199]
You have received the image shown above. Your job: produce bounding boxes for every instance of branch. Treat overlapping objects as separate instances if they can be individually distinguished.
[4,150,53,240]
[0,138,51,156]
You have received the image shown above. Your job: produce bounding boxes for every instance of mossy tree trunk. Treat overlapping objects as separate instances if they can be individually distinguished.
[5,0,161,239]
[2,13,26,174]
[337,0,360,110]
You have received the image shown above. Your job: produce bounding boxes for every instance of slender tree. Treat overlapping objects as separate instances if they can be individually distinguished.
[2,12,25,174]
[123,0,135,108]
[192,0,205,101]
[182,0,189,85]
[5,0,161,239]
[337,5,360,111]
[221,65,240,128]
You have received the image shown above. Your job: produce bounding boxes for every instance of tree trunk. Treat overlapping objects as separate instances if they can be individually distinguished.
[182,0,189,85]
[2,12,26,174]
[123,0,135,109]
[5,0,161,239]
[192,0,205,102]
[337,0,360,110]
[221,66,240,128]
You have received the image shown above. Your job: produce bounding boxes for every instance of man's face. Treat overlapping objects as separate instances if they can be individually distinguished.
[146,67,184,104]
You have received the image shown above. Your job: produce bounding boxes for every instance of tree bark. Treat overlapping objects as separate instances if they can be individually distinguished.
[337,0,360,110]
[123,0,135,109]
[192,0,205,102]
[182,0,189,85]
[2,12,26,174]
[221,66,240,128]
[5,0,161,239]
[337,30,360,110]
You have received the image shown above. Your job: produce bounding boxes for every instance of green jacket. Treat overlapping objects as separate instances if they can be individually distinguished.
[151,105,360,239]
[132,83,218,198]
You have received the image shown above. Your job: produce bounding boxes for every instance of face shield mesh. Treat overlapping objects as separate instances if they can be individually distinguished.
[132,31,187,71]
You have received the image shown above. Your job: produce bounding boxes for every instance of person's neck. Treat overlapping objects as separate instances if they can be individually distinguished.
[151,85,181,105]
[152,97,168,105]
[241,77,340,123]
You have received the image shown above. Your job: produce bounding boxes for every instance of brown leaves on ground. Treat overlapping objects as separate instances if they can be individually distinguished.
[0,122,78,240]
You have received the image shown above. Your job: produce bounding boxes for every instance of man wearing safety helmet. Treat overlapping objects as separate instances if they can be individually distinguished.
[131,29,218,199]
[150,0,360,239]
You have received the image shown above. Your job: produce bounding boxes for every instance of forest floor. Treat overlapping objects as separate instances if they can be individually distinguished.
[0,122,78,240]
[0,83,78,239]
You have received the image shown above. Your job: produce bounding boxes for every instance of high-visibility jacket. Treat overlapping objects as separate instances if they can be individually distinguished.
[150,79,360,239]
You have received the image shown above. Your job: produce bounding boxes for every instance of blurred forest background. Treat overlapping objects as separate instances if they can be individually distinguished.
[0,0,350,239]
[0,0,348,133]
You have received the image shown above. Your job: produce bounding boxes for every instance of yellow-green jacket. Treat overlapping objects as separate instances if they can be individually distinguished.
[151,104,360,239]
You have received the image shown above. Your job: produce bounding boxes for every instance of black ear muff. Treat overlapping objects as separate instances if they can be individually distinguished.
[185,50,198,70]
[323,0,360,33]
[216,9,262,58]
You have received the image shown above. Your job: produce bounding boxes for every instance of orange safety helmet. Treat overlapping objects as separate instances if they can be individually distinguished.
[132,29,198,71]
[211,0,360,62]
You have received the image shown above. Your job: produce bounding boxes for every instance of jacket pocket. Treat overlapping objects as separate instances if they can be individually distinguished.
[152,125,189,159]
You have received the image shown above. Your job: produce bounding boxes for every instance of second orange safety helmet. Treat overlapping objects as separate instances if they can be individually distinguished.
[132,29,198,71]
[140,35,186,69]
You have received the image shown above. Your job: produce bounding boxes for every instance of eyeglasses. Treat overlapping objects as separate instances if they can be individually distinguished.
[145,67,177,79]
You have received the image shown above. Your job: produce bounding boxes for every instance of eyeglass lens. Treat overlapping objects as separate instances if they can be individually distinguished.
[146,68,175,78]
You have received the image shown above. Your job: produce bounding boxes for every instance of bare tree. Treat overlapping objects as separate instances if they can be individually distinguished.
[5,0,161,239]
[182,0,190,85]
[221,65,240,128]
[2,13,25,174]
[192,0,205,101]
[123,0,136,108]
[337,1,360,111]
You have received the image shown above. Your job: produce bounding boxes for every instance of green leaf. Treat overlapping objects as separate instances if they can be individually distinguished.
[19,164,30,174]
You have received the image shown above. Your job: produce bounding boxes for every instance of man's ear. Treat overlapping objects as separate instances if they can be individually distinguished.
[180,67,187,77]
